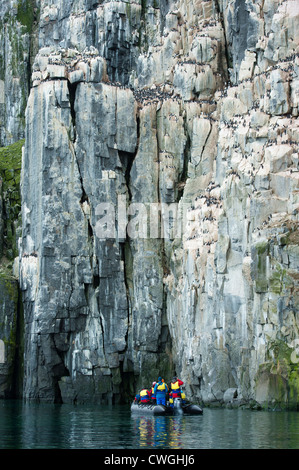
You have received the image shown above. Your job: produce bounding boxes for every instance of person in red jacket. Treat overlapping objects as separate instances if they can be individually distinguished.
[170,376,184,398]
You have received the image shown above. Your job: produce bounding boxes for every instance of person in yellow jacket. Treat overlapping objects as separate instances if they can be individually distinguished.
[170,376,184,398]
[139,388,151,404]
[153,377,168,406]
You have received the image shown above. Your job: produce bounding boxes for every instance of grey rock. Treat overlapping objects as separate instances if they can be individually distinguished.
[223,388,238,403]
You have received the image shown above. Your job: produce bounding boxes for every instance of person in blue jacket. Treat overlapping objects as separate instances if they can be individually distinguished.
[154,377,168,406]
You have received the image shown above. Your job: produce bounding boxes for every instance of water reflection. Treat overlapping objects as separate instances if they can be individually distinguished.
[132,415,187,449]
[20,402,68,448]
[0,401,299,449]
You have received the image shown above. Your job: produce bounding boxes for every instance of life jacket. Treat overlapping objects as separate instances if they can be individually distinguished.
[155,382,167,394]
[140,389,149,400]
[151,387,156,396]
[171,381,181,392]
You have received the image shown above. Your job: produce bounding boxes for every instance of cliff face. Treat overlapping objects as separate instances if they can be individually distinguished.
[1,0,298,407]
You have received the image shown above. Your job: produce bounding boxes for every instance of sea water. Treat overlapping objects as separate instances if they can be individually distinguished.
[0,400,298,449]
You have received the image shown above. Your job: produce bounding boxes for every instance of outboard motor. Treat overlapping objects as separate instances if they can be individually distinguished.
[173,397,183,415]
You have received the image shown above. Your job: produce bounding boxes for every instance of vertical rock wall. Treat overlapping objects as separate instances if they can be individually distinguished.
[16,0,299,407]
[20,49,173,403]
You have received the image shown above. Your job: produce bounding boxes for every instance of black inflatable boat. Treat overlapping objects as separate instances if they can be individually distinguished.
[182,403,203,415]
[131,402,173,415]
[131,399,203,416]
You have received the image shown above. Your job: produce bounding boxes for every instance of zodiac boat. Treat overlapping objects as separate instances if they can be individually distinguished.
[130,402,173,416]
[131,398,203,416]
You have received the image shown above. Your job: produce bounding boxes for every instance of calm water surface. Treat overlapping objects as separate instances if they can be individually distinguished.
[0,400,298,449]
